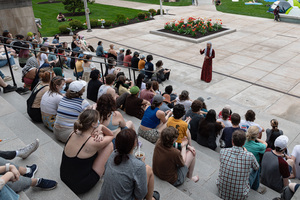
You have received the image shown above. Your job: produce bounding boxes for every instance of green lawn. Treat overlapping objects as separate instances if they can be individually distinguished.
[122,0,192,6]
[216,0,274,19]
[32,0,145,36]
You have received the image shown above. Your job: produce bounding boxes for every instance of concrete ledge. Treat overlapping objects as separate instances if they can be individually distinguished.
[150,28,236,43]
[280,14,300,24]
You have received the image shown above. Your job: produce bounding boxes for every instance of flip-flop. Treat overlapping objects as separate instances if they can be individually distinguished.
[153,191,160,200]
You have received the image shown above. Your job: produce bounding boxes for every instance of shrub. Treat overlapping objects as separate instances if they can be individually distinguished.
[116,14,126,24]
[62,0,94,15]
[58,25,70,34]
[90,19,98,28]
[149,9,156,16]
[156,9,165,15]
[69,19,83,29]
[137,12,146,20]
[145,12,151,17]
[104,20,112,27]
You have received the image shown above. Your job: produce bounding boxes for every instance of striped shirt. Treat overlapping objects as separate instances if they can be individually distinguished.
[217,146,259,200]
[54,97,90,128]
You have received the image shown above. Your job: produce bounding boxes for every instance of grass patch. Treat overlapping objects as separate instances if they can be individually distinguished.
[121,0,192,6]
[32,0,145,36]
[216,0,274,19]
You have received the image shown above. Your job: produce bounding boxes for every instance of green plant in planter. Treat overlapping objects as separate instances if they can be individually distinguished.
[90,19,98,28]
[191,28,196,37]
[58,25,70,34]
[156,9,165,15]
[164,22,172,30]
[69,19,83,29]
[200,26,207,35]
[178,27,185,34]
[137,12,146,20]
[116,14,126,24]
[149,9,156,16]
[172,23,179,32]
[104,20,112,27]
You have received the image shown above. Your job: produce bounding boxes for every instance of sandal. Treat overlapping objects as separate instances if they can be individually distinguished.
[153,191,160,200]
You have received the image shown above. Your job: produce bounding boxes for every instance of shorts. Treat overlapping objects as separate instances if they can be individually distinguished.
[138,127,159,144]
[173,165,189,187]
[42,114,56,131]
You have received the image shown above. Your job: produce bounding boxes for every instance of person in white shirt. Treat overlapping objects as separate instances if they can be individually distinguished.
[239,110,264,139]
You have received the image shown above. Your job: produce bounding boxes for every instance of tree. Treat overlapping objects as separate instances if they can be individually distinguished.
[62,0,94,15]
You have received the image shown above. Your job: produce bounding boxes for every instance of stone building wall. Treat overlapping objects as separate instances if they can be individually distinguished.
[0,0,37,39]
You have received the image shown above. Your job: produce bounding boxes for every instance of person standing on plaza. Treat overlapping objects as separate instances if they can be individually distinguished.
[199,42,215,83]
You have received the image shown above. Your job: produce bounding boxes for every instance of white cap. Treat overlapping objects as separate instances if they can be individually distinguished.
[274,135,289,151]
[69,80,86,93]
[119,47,124,51]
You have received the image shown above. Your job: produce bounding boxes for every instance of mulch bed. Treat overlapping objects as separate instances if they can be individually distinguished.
[100,18,155,29]
[158,28,228,39]
[37,1,62,4]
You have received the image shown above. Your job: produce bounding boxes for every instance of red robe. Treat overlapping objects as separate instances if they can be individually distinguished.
[200,49,215,83]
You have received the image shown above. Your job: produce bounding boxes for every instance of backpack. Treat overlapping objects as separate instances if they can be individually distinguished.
[27,84,48,122]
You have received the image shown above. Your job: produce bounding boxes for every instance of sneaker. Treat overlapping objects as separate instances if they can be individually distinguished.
[257,186,267,194]
[153,191,160,200]
[16,87,30,95]
[12,65,19,70]
[3,85,17,93]
[36,178,57,190]
[23,164,38,178]
[17,139,39,159]
[3,76,12,82]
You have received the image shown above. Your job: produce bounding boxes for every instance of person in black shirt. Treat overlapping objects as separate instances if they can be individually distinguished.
[131,51,140,69]
[87,70,103,102]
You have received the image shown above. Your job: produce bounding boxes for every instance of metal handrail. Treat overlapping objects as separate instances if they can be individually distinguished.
[0,41,154,87]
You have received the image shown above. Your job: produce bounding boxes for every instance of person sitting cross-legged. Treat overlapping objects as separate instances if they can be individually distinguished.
[60,109,114,194]
[153,127,199,186]
[217,130,259,200]
[261,135,295,192]
[221,113,245,148]
[138,95,172,144]
[167,104,194,150]
[99,129,160,200]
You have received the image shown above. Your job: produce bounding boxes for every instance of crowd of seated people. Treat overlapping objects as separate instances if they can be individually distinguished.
[3,31,300,200]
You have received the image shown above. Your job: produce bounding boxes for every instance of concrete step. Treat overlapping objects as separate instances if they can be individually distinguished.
[19,191,30,200]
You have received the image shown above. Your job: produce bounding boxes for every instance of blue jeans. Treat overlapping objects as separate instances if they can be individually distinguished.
[65,57,71,68]
[0,70,5,79]
[0,57,15,68]
[249,168,260,190]
[0,185,19,200]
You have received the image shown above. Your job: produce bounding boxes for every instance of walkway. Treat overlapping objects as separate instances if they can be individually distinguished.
[77,0,300,125]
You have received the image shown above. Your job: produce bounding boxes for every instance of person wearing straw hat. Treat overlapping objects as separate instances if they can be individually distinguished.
[199,42,215,83]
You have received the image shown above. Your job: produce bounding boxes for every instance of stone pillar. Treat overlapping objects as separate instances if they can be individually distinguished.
[0,0,38,38]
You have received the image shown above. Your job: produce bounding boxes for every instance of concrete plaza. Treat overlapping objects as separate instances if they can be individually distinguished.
[79,0,300,126]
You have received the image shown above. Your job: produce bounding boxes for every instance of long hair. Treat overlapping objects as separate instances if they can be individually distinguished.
[96,93,116,122]
[136,73,145,89]
[49,76,64,96]
[114,129,137,165]
[74,109,99,134]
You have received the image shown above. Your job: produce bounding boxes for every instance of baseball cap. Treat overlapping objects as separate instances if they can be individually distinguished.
[140,54,145,59]
[274,135,289,151]
[153,95,164,104]
[119,47,124,51]
[133,51,139,56]
[69,80,87,93]
[130,86,139,95]
[224,105,231,111]
[197,97,205,102]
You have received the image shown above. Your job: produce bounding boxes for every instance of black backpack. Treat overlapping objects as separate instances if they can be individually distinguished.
[27,84,48,122]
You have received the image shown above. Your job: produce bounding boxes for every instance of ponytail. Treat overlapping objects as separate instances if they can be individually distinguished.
[114,153,129,165]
